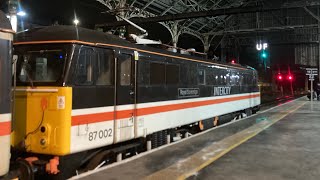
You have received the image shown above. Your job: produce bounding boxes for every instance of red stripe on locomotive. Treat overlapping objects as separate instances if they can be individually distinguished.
[0,121,11,136]
[72,94,259,126]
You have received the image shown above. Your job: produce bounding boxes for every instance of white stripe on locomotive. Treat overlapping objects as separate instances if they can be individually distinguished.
[70,93,260,153]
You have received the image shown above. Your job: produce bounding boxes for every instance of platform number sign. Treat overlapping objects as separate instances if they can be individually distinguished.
[306,68,318,101]
[306,68,318,81]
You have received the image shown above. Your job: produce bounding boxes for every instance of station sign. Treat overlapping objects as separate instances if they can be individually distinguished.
[309,75,314,81]
[306,68,318,81]
[256,43,268,51]
[306,68,318,101]
[306,68,318,76]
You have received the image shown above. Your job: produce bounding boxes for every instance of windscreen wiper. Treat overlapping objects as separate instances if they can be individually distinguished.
[22,62,34,88]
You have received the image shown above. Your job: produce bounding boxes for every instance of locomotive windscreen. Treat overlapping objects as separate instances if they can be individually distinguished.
[14,44,70,86]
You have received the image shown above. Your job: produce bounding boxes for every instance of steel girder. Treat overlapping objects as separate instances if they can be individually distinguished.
[95,0,257,50]
[94,0,320,52]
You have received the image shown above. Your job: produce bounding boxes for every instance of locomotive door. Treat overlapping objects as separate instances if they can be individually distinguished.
[115,53,136,142]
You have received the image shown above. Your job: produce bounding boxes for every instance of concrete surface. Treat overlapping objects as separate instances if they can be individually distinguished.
[189,98,320,180]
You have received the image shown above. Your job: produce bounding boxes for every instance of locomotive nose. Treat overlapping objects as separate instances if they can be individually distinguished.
[12,87,72,155]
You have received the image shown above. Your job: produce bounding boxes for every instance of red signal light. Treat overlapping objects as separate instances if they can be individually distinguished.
[231,59,235,64]
[277,74,282,80]
[288,75,293,80]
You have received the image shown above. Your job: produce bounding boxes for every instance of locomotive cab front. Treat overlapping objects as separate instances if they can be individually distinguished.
[12,38,117,178]
[12,44,73,156]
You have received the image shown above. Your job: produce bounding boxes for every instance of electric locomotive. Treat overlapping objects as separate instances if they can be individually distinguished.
[12,25,260,179]
[0,10,14,177]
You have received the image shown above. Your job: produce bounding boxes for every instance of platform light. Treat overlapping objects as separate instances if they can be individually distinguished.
[17,11,26,17]
[73,18,79,26]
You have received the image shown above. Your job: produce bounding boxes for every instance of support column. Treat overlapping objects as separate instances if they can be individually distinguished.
[318,8,320,81]
[221,36,226,63]
[8,0,18,32]
[235,38,240,63]
[117,0,128,39]
[170,22,181,48]
[115,0,128,20]
[163,21,181,47]
[203,35,210,53]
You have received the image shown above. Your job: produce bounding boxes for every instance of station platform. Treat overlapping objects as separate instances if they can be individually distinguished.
[72,97,320,180]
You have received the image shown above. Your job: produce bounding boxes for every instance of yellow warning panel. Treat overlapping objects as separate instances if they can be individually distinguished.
[12,87,72,155]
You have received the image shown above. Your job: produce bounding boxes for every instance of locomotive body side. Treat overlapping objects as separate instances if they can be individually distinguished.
[69,45,260,153]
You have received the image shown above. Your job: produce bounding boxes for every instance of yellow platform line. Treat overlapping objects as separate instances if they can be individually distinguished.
[144,101,307,180]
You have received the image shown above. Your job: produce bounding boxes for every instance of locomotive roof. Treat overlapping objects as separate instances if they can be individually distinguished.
[0,11,13,32]
[15,25,133,46]
[14,25,254,71]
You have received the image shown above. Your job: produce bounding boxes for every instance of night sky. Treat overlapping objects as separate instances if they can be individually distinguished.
[10,0,116,28]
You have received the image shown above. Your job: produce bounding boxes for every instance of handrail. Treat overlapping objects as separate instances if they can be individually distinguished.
[15,88,58,93]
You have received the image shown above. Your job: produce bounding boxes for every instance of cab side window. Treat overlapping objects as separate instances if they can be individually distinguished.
[96,49,113,85]
[150,63,165,85]
[198,69,206,85]
[118,54,132,86]
[75,48,95,85]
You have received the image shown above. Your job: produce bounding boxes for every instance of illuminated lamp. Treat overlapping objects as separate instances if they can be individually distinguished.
[277,74,282,80]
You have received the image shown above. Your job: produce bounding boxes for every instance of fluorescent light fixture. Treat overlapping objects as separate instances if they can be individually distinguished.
[17,11,26,16]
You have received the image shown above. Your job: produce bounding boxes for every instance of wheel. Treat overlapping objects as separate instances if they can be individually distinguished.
[17,159,34,180]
